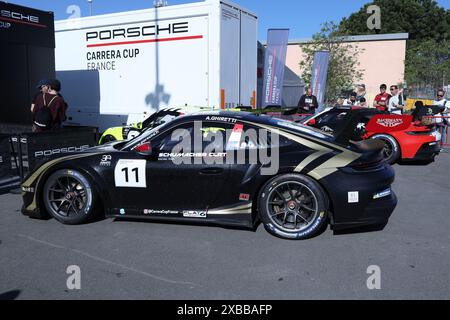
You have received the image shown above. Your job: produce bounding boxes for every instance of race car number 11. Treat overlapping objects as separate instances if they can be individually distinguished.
[114,159,147,188]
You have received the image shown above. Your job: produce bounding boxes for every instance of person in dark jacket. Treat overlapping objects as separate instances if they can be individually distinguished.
[32,79,67,132]
[297,87,319,114]
[30,79,51,113]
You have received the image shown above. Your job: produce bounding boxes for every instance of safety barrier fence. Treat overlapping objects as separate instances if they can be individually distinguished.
[0,127,99,194]
[421,116,450,148]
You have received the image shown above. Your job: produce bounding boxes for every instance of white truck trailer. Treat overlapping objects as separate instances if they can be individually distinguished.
[54,0,258,131]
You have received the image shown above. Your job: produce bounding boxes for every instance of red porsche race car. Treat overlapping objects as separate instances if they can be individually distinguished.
[301,107,441,164]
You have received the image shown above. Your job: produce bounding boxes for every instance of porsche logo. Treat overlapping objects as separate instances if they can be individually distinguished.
[376,118,403,128]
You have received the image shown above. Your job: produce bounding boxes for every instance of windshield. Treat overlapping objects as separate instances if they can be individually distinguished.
[122,120,172,150]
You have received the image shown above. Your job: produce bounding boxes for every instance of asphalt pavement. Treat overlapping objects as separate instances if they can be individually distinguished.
[0,153,449,300]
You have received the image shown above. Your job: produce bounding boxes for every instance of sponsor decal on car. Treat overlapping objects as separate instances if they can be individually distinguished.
[183,211,207,218]
[100,155,112,167]
[34,145,90,158]
[373,188,392,200]
[226,124,244,150]
[144,209,179,215]
[320,126,334,133]
[114,159,147,188]
[205,116,238,124]
[158,152,226,160]
[348,191,359,203]
[376,118,403,128]
[239,193,250,201]
[21,186,35,193]
[366,115,413,133]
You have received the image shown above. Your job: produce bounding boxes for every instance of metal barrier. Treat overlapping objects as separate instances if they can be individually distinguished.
[5,126,99,181]
[0,134,13,178]
[421,116,450,148]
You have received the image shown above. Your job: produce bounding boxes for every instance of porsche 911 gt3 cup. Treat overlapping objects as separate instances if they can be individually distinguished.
[22,112,397,240]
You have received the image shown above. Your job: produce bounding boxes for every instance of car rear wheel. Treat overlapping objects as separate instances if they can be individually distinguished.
[43,169,98,225]
[258,174,329,240]
[371,134,400,164]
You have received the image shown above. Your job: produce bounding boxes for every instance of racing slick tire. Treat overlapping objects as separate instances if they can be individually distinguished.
[42,169,99,225]
[258,174,329,240]
[370,134,400,164]
[101,134,116,145]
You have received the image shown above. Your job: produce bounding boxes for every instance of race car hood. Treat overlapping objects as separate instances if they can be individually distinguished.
[22,143,120,187]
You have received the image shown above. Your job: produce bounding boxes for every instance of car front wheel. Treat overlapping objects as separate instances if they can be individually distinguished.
[43,169,98,225]
[258,174,329,240]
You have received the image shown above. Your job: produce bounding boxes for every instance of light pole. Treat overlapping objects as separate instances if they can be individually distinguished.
[87,0,93,16]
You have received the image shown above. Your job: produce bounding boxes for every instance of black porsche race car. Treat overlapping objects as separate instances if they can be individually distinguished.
[22,112,397,240]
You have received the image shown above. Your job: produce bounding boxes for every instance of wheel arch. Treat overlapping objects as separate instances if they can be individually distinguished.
[36,165,109,217]
[253,171,332,224]
[369,133,403,159]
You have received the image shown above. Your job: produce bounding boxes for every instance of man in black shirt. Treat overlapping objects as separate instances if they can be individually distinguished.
[297,87,319,114]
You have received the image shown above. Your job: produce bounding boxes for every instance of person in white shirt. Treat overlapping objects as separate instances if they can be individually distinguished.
[433,89,449,114]
[343,92,358,106]
[388,85,405,115]
[433,89,449,145]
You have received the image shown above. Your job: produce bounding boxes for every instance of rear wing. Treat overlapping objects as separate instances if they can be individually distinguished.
[334,110,411,144]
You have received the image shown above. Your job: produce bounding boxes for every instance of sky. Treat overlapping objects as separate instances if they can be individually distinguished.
[6,0,450,40]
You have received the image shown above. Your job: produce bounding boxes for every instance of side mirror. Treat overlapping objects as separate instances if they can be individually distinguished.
[133,142,153,157]
[307,118,316,126]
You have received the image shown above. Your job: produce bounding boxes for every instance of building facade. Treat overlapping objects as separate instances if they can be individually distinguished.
[285,33,409,105]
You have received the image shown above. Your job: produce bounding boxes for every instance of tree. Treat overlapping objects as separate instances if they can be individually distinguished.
[336,0,450,91]
[299,22,364,103]
[406,39,450,89]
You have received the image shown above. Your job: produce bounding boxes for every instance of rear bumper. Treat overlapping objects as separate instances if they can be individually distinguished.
[332,192,397,231]
[408,142,440,162]
[320,164,397,230]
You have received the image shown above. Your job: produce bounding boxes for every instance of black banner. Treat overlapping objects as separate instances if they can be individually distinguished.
[0,2,55,48]
[24,127,98,171]
[0,134,12,178]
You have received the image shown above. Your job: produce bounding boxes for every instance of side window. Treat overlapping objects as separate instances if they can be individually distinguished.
[152,121,284,154]
[154,123,195,152]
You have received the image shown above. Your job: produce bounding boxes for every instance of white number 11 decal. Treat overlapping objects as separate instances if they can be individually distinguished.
[114,159,147,188]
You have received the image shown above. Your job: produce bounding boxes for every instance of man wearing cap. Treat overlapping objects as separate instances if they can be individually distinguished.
[32,79,67,132]
[373,84,391,111]
[30,79,51,113]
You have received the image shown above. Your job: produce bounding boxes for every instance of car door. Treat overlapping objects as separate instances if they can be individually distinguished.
[108,121,228,216]
[141,120,232,214]
[208,122,275,210]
